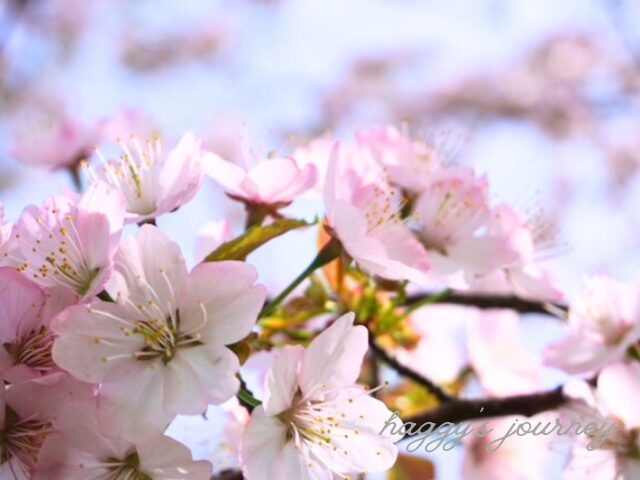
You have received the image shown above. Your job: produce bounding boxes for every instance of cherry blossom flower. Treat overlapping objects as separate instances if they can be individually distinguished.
[14,184,126,301]
[204,150,317,206]
[51,225,265,441]
[241,312,401,480]
[357,125,441,191]
[413,167,495,282]
[99,109,160,144]
[0,376,91,479]
[324,144,430,284]
[84,132,204,224]
[10,100,100,171]
[395,305,469,385]
[0,268,77,383]
[462,415,551,480]
[195,220,234,261]
[468,204,562,301]
[293,136,380,195]
[468,310,542,396]
[36,398,212,480]
[561,362,640,479]
[545,276,640,374]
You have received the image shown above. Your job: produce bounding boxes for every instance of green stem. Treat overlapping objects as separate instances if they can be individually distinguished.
[260,238,342,318]
[403,288,452,317]
[245,204,269,230]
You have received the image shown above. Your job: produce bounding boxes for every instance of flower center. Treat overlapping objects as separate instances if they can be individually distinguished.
[85,137,163,215]
[132,310,203,364]
[4,326,55,373]
[103,451,152,480]
[16,210,101,295]
[134,317,178,363]
[0,407,50,474]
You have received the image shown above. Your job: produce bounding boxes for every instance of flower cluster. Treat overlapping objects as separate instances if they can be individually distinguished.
[4,121,636,479]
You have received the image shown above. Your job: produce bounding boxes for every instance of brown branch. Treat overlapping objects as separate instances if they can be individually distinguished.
[368,333,454,404]
[211,471,243,480]
[405,291,567,316]
[402,386,566,437]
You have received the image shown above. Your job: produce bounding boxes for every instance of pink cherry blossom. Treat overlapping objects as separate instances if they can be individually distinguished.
[324,143,431,284]
[98,109,160,144]
[468,310,543,396]
[462,415,551,480]
[293,136,380,195]
[395,304,469,385]
[0,376,92,479]
[36,397,212,480]
[545,276,640,374]
[413,167,495,282]
[10,100,100,171]
[204,150,318,206]
[85,132,204,223]
[195,219,234,261]
[0,268,77,382]
[14,184,126,300]
[468,204,563,301]
[357,125,441,191]
[241,313,401,480]
[561,362,640,479]
[51,225,266,441]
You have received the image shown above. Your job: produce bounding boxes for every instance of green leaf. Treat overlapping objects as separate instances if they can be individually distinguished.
[203,218,311,262]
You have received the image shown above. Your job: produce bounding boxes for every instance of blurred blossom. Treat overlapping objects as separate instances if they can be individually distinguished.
[99,109,161,145]
[467,310,543,396]
[9,96,100,171]
[462,414,552,480]
[357,124,441,192]
[121,23,225,73]
[396,304,469,385]
[195,219,234,261]
[546,276,640,375]
[562,363,640,479]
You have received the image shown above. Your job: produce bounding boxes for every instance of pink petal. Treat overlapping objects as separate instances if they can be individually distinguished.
[263,346,304,416]
[241,407,288,480]
[299,313,368,396]
[138,435,212,479]
[598,362,640,429]
[0,268,45,340]
[52,302,144,383]
[178,261,265,346]
[203,152,248,198]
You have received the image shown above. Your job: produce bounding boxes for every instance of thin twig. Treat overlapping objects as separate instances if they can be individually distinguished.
[404,291,567,316]
[211,471,244,480]
[402,386,566,437]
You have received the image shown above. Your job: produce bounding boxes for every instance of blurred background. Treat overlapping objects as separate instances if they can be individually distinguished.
[1,0,640,478]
